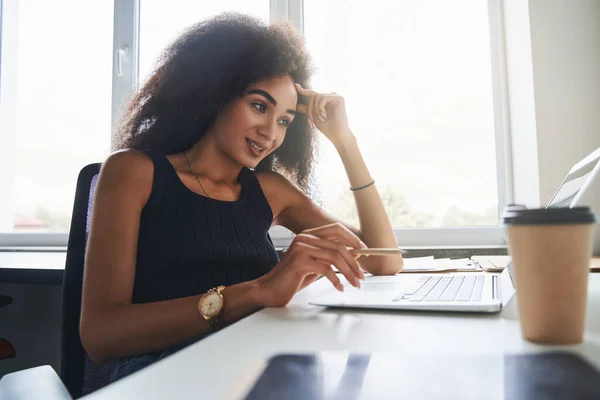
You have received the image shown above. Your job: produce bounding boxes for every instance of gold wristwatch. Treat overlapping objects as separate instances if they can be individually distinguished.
[198,286,225,332]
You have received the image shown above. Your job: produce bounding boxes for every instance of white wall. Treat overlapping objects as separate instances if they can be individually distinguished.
[504,0,600,255]
[529,0,600,201]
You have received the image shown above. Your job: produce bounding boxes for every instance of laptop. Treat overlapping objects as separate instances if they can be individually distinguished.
[310,146,600,313]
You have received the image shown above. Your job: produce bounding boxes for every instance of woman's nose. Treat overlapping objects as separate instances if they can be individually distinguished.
[258,119,278,140]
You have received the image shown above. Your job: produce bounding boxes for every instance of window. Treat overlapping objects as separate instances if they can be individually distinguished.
[0,0,510,247]
[0,0,113,234]
[304,0,500,228]
[138,1,270,85]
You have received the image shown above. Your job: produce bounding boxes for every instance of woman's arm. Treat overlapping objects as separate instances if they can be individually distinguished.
[263,85,403,275]
[259,169,402,276]
[80,151,263,363]
[332,134,403,274]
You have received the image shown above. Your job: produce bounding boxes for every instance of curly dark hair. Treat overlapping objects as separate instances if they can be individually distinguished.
[113,12,317,193]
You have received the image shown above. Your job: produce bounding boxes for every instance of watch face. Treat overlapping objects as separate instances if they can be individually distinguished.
[200,292,222,318]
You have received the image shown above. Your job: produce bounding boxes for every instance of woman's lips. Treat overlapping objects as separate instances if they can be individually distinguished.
[246,138,267,157]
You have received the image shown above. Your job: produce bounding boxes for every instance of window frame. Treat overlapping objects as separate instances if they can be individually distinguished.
[0,0,512,249]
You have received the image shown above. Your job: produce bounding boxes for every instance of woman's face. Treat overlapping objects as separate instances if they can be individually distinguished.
[210,75,298,169]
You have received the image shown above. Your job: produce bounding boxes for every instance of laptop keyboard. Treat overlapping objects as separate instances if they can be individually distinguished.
[393,275,485,302]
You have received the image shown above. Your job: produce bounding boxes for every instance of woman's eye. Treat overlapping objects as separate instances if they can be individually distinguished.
[279,119,290,128]
[252,102,266,113]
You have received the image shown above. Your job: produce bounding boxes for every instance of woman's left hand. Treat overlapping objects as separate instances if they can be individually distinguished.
[295,84,353,145]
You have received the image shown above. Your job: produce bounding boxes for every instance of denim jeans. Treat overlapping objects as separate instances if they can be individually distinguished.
[109,336,208,383]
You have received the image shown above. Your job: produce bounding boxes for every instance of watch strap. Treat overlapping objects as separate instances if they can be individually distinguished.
[207,316,221,332]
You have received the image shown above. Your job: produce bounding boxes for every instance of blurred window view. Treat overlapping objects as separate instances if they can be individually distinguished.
[2,1,114,233]
[1,0,498,234]
[304,0,498,228]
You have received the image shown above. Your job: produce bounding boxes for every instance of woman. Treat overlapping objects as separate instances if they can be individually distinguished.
[80,13,403,380]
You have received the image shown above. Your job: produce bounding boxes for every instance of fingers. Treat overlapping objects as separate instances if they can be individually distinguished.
[294,234,364,285]
[308,92,318,125]
[304,223,368,281]
[311,261,344,292]
[316,96,328,122]
[287,241,344,292]
[295,84,343,126]
[300,272,321,289]
[287,239,366,292]
[294,239,358,286]
[295,83,318,123]
[296,102,308,116]
[303,223,367,252]
[295,83,316,97]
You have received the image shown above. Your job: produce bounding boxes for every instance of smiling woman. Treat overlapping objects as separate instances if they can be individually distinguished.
[80,12,402,386]
[113,14,316,193]
[178,76,301,200]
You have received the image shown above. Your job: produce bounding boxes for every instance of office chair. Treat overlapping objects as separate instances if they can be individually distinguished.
[0,295,12,309]
[61,163,118,398]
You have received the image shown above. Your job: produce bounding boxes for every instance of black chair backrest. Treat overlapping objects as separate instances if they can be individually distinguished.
[61,163,118,398]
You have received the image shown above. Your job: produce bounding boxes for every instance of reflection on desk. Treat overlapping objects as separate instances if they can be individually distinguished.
[234,352,600,399]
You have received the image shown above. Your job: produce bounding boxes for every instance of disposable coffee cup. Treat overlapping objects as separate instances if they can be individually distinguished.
[502,205,596,345]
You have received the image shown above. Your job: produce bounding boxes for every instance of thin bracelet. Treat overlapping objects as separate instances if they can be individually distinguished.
[350,180,375,191]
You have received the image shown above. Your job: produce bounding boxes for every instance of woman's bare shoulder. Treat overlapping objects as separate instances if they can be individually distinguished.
[100,149,154,178]
[255,170,301,194]
[97,149,155,202]
[255,171,307,217]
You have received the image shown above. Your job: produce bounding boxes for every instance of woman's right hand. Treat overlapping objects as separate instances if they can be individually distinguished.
[256,223,367,308]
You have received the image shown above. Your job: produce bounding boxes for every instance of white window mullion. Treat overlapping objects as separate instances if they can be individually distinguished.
[270,0,303,34]
[270,0,286,23]
[0,233,68,248]
[111,0,139,141]
[395,227,506,248]
[287,0,304,34]
[488,0,514,218]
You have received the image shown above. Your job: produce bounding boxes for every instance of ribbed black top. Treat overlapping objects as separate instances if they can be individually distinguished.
[131,153,279,304]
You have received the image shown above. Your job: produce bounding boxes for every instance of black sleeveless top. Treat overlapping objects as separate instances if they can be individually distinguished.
[131,153,280,304]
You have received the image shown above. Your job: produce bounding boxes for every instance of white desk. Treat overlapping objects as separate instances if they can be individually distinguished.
[0,251,66,284]
[84,274,600,399]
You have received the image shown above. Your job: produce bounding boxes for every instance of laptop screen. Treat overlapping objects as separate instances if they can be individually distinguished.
[546,149,600,209]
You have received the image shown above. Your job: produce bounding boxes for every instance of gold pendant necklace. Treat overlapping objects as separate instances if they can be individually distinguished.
[183,150,211,199]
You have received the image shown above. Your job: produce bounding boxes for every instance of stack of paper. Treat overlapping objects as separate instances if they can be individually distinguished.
[469,255,600,272]
[470,256,511,272]
[400,256,480,273]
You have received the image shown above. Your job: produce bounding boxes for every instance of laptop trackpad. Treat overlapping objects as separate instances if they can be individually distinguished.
[312,276,427,305]
[330,281,411,304]
[357,275,427,295]
[357,283,403,293]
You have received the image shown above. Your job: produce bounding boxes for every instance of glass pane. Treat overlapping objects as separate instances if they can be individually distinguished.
[304,0,499,228]
[1,1,114,233]
[139,1,270,85]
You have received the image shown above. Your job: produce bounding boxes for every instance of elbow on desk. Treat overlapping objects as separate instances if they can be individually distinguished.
[363,255,404,276]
